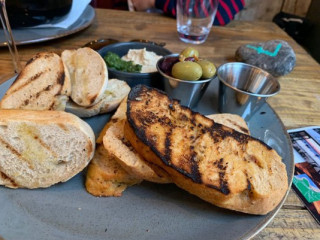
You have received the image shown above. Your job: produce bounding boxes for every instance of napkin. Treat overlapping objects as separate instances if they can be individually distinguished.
[28,0,91,29]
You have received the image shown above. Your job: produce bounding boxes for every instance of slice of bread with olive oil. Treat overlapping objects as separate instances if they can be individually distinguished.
[0,109,95,189]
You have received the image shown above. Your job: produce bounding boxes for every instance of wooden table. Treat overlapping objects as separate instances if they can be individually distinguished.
[1,8,320,239]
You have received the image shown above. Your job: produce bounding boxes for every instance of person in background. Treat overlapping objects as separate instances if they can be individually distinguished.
[133,0,245,25]
[91,0,245,26]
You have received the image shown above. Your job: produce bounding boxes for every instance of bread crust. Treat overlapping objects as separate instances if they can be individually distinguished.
[124,85,288,215]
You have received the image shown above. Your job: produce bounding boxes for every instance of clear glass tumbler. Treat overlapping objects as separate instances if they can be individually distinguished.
[177,0,219,44]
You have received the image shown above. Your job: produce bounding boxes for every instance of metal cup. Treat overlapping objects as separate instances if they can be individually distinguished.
[217,62,280,121]
[157,54,216,108]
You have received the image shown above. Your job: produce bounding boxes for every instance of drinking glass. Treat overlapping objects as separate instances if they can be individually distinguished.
[176,0,219,44]
[0,0,22,73]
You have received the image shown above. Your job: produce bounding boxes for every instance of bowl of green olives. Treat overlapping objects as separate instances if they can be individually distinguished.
[156,47,217,108]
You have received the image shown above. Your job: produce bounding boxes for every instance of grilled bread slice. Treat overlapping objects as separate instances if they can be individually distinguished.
[85,144,141,197]
[206,113,250,135]
[0,109,95,189]
[103,118,171,183]
[65,79,130,118]
[96,97,128,144]
[101,99,170,183]
[85,100,141,197]
[61,47,108,107]
[0,52,71,110]
[124,85,288,215]
[102,104,248,184]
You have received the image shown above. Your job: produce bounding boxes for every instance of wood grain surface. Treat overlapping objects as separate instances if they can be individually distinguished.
[0,8,320,239]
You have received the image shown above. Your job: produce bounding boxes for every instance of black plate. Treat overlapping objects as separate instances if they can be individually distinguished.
[0,5,95,47]
[98,42,172,88]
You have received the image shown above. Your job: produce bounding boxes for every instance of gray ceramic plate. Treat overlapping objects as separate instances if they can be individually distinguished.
[0,76,294,240]
[0,5,95,47]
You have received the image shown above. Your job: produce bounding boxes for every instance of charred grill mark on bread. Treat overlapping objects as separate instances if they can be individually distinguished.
[86,140,94,159]
[189,151,202,183]
[88,94,98,105]
[164,130,172,166]
[57,70,65,86]
[35,135,59,159]
[25,52,41,65]
[120,137,135,152]
[223,119,250,135]
[18,71,65,109]
[9,71,45,95]
[57,123,69,132]
[127,85,278,196]
[207,158,230,194]
[0,171,18,188]
[0,136,34,169]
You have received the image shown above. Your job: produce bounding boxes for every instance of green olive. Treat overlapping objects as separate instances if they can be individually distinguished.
[197,60,216,79]
[180,47,199,58]
[171,61,202,81]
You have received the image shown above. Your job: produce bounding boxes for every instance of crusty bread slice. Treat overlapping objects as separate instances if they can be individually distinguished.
[124,85,288,215]
[100,98,170,183]
[61,47,108,107]
[65,79,130,118]
[96,97,128,144]
[85,100,141,197]
[85,144,141,197]
[0,109,95,189]
[206,113,250,135]
[103,119,171,183]
[0,52,71,111]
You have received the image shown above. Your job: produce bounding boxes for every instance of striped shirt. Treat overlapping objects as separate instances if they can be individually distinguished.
[155,0,245,25]
[90,0,245,26]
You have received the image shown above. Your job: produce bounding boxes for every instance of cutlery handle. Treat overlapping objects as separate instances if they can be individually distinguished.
[0,0,22,73]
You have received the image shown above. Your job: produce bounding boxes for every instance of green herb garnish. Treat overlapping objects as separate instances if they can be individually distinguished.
[104,52,142,73]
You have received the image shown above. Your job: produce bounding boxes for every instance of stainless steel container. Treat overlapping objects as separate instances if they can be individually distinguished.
[156,54,216,108]
[217,62,280,121]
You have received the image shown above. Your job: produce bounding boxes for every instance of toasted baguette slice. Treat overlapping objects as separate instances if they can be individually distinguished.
[86,101,141,197]
[0,52,71,110]
[61,47,108,107]
[124,85,288,215]
[206,113,250,135]
[85,144,141,197]
[102,99,170,183]
[0,109,95,189]
[96,97,128,144]
[103,119,171,183]
[65,79,130,118]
